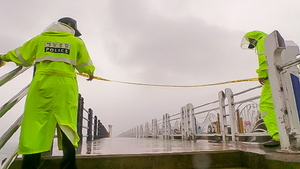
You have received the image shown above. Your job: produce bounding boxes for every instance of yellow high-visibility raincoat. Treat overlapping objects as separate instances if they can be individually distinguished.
[1,22,95,154]
[244,31,280,140]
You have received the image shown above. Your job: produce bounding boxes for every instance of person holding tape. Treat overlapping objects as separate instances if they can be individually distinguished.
[241,30,280,147]
[0,17,95,169]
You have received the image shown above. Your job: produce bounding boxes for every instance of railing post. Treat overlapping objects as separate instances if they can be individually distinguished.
[139,124,143,138]
[138,125,140,138]
[77,94,84,152]
[108,125,113,137]
[163,114,166,139]
[145,122,149,137]
[264,30,300,151]
[93,115,98,140]
[162,113,171,139]
[181,106,188,140]
[134,127,136,138]
[182,105,192,140]
[187,103,195,140]
[97,120,101,138]
[87,108,93,142]
[218,91,227,142]
[152,118,157,138]
[225,88,237,141]
[165,113,171,139]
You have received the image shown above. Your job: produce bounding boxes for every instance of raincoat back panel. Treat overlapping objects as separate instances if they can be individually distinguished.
[18,67,79,154]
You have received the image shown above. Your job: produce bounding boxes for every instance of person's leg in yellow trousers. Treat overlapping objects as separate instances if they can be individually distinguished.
[259,80,280,147]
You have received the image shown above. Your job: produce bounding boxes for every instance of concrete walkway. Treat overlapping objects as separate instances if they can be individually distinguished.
[9,137,300,169]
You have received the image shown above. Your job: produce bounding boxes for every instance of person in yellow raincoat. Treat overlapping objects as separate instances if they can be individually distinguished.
[0,17,95,169]
[241,30,280,147]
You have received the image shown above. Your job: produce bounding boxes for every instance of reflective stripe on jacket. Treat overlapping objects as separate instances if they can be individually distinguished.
[2,30,95,75]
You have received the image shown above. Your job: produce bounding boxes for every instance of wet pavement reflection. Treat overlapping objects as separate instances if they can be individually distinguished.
[76,137,270,155]
[4,137,299,169]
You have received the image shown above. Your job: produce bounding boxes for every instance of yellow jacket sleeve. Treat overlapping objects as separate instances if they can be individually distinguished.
[75,40,95,75]
[1,37,38,67]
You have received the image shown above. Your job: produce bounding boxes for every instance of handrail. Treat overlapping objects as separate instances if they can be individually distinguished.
[234,96,260,105]
[0,67,30,169]
[0,66,30,87]
[0,115,22,149]
[232,85,261,97]
[0,85,29,118]
[169,112,180,118]
[0,147,18,169]
[193,100,219,109]
[194,107,219,115]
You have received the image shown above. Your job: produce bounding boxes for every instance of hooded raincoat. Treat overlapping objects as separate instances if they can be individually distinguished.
[243,31,280,140]
[1,22,95,154]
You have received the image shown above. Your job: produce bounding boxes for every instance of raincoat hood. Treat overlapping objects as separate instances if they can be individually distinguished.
[244,30,268,41]
[241,30,268,49]
[43,22,75,35]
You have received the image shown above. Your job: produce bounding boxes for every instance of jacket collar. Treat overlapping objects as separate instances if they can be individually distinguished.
[43,22,75,35]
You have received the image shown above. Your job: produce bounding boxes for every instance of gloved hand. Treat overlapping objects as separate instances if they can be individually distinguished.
[0,55,6,67]
[87,74,94,81]
[258,77,268,85]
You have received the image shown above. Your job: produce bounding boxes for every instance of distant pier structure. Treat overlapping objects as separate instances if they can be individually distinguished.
[108,125,113,137]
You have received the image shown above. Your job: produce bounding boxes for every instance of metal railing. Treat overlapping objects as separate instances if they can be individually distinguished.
[120,31,300,153]
[0,67,30,169]
[119,85,270,143]
[0,67,109,169]
[77,96,109,154]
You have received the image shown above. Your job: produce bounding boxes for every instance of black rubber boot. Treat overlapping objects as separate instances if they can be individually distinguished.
[263,139,280,147]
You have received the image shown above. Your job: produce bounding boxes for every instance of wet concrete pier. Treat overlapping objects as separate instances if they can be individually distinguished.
[8,137,300,169]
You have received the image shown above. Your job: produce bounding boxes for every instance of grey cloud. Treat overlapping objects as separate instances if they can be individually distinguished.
[102,9,255,85]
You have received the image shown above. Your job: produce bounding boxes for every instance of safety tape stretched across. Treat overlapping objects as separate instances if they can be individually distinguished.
[76,72,258,88]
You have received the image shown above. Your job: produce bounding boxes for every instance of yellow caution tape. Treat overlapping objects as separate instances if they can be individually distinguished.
[76,72,258,88]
